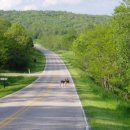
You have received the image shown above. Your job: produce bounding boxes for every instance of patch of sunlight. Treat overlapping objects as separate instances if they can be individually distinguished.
[70,69,79,77]
[87,93,100,98]
[85,100,117,110]
[96,119,130,127]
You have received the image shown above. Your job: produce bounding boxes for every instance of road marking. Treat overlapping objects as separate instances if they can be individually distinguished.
[0,83,53,129]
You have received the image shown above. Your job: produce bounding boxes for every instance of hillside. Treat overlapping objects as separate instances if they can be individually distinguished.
[0,10,110,40]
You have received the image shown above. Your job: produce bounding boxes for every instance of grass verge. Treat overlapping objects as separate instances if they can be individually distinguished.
[57,50,130,130]
[0,76,36,98]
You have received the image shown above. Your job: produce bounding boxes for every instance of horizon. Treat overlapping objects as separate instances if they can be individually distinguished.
[0,0,122,15]
[0,9,111,16]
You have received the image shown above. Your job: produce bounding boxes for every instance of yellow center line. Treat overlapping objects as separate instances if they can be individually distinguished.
[0,81,54,129]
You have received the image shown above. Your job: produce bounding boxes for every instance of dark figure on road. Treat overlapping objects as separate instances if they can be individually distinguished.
[60,80,66,87]
[65,78,70,86]
[60,78,70,87]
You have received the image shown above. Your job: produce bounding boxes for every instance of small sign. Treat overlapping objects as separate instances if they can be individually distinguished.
[0,78,8,81]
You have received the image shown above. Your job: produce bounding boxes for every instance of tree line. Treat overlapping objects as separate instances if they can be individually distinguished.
[0,18,33,70]
[0,11,109,50]
[73,0,130,99]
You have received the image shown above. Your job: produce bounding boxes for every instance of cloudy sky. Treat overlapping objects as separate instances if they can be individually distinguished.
[0,0,122,15]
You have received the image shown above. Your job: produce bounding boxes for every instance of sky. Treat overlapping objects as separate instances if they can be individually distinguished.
[0,0,122,15]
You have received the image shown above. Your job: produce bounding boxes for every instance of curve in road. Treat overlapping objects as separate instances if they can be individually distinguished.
[0,45,89,130]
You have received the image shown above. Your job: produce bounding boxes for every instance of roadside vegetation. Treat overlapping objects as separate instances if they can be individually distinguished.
[0,49,45,74]
[0,76,36,98]
[58,50,130,130]
[27,49,45,73]
[0,17,45,73]
[72,1,130,100]
[0,17,33,71]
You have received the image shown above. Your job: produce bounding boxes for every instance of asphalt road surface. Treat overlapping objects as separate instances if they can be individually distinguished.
[0,45,89,130]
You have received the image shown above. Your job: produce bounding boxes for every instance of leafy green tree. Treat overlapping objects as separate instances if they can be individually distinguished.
[0,17,11,69]
[113,0,130,89]
[5,23,33,70]
[73,25,115,87]
[62,33,77,50]
[72,0,130,95]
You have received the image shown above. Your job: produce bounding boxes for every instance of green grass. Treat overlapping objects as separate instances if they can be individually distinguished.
[0,48,45,73]
[0,76,36,98]
[28,49,45,73]
[57,50,130,130]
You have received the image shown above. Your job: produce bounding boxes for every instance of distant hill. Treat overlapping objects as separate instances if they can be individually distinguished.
[0,10,110,39]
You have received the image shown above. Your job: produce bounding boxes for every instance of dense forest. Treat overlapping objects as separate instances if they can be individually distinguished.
[0,17,33,70]
[0,10,109,49]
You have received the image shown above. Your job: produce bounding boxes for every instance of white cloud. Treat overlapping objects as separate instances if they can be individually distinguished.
[43,0,59,7]
[23,5,38,11]
[0,0,22,10]
[64,0,83,5]
[0,0,121,15]
[43,0,83,7]
[22,0,41,10]
[0,0,83,10]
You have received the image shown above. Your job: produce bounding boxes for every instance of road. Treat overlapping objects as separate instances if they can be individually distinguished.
[0,45,89,130]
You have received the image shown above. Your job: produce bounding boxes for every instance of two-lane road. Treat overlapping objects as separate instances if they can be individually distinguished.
[0,45,89,130]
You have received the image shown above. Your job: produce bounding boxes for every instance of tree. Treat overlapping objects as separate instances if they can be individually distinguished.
[0,17,11,69]
[113,0,130,89]
[5,23,32,70]
[72,0,130,94]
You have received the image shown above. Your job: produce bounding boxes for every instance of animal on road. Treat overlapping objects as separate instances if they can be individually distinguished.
[65,78,70,86]
[60,78,70,87]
